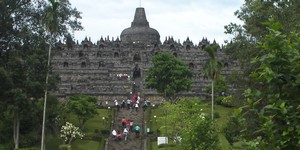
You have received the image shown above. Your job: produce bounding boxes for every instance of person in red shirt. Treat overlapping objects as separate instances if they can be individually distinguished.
[121,117,127,128]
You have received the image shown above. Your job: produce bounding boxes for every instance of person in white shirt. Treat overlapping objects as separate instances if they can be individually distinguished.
[112,129,117,137]
[123,128,129,141]
[135,103,139,112]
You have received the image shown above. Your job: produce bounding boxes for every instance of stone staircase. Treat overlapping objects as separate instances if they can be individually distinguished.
[107,106,145,150]
[106,77,145,150]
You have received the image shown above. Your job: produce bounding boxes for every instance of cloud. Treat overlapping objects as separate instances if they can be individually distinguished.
[69,0,244,45]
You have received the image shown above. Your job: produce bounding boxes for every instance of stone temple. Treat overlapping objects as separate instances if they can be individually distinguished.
[52,7,239,102]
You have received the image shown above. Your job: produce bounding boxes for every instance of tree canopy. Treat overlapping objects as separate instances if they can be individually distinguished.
[145,52,193,103]
[0,0,82,148]
[67,95,98,129]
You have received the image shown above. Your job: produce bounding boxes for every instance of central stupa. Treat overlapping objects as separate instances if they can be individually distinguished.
[120,7,160,45]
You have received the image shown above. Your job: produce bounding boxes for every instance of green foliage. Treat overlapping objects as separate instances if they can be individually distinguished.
[223,108,245,145]
[202,44,223,80]
[145,52,193,103]
[205,76,228,95]
[0,0,82,148]
[235,21,300,149]
[224,0,300,99]
[181,114,220,150]
[217,96,233,107]
[67,95,98,129]
[152,99,220,149]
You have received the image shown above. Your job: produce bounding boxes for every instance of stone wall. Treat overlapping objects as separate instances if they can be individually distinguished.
[51,37,240,101]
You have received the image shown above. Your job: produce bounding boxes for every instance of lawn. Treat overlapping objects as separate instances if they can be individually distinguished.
[45,108,114,150]
[145,101,236,150]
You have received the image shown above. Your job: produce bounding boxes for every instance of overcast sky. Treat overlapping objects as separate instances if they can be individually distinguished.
[68,0,244,45]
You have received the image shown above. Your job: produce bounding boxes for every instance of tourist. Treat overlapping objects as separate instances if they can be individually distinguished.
[112,129,117,137]
[121,117,127,128]
[142,100,148,111]
[123,127,129,141]
[126,119,131,128]
[121,99,125,109]
[135,103,139,112]
[136,98,140,108]
[134,125,140,137]
[129,120,134,131]
[114,100,118,108]
[127,98,131,110]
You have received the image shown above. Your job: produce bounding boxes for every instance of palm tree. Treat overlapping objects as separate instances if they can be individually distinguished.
[40,1,82,149]
[202,44,222,120]
[41,0,59,149]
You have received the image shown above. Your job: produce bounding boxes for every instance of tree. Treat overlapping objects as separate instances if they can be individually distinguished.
[236,21,300,149]
[41,0,82,149]
[66,95,98,129]
[202,44,222,120]
[0,0,82,148]
[181,112,220,150]
[224,0,300,102]
[60,122,84,145]
[145,52,193,103]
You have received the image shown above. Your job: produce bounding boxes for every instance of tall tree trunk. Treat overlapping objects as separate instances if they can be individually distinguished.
[41,44,52,150]
[211,81,214,120]
[13,112,20,149]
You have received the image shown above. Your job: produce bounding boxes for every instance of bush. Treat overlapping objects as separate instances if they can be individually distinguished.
[59,144,71,150]
[216,96,223,105]
[221,95,233,107]
[223,112,243,145]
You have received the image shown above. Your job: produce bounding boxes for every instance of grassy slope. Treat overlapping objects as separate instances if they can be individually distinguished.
[71,109,112,150]
[146,103,235,150]
[46,108,113,150]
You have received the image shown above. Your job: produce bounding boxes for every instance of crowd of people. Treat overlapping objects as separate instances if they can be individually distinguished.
[113,95,149,112]
[110,94,148,141]
[111,117,141,141]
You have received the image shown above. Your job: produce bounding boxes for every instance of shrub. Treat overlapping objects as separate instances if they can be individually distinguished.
[60,122,84,144]
[216,96,223,105]
[221,95,233,107]
[223,111,243,145]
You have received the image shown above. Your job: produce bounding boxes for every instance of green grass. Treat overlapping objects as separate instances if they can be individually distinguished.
[71,109,113,150]
[214,105,234,149]
[45,108,114,150]
[83,109,112,134]
[145,102,236,150]
[72,140,102,150]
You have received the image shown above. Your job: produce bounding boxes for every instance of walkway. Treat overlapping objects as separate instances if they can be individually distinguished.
[107,107,145,150]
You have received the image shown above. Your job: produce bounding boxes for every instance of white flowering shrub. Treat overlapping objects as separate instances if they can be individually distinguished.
[60,122,84,144]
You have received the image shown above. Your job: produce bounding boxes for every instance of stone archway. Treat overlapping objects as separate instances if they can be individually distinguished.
[132,64,141,79]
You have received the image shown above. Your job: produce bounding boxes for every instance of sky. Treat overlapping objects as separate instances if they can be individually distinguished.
[68,0,244,45]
